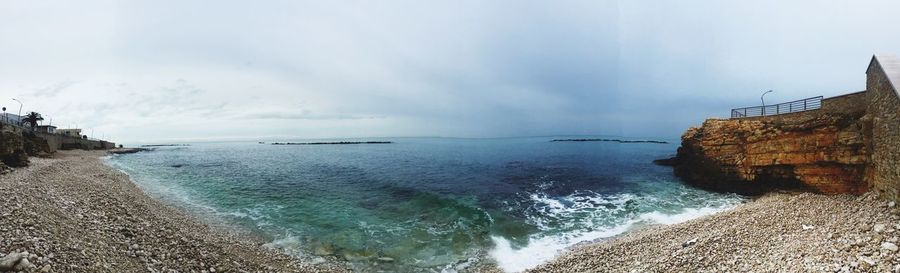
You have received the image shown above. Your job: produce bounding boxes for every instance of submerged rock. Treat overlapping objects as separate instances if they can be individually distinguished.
[652,157,679,166]
[377,257,395,262]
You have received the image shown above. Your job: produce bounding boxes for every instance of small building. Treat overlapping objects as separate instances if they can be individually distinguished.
[57,128,82,137]
[36,125,57,134]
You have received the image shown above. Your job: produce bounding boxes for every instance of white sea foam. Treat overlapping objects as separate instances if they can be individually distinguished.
[637,205,733,225]
[489,222,635,272]
[263,235,308,257]
[489,191,741,273]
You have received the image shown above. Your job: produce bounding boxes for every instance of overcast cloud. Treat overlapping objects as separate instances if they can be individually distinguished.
[1,0,899,144]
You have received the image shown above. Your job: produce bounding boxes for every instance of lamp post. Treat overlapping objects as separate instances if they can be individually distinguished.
[11,98,22,125]
[760,90,773,116]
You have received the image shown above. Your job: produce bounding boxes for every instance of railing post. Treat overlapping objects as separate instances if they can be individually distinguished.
[804,99,807,111]
[776,104,780,114]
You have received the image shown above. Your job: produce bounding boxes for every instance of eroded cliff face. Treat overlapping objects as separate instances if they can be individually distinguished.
[673,110,868,195]
[1,130,29,167]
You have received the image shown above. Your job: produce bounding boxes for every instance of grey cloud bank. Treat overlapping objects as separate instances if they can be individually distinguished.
[1,0,899,144]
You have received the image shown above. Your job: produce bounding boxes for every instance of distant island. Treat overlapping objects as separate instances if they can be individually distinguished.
[551,138,669,144]
[108,147,151,154]
[141,144,191,147]
[271,141,393,145]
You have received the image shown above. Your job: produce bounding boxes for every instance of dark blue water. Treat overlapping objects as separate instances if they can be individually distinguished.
[105,137,742,272]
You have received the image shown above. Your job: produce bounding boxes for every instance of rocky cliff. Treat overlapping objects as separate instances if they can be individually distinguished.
[669,55,900,197]
[0,129,29,168]
[672,109,868,195]
[0,126,56,169]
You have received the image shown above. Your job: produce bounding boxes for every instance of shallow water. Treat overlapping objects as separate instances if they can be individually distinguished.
[106,137,743,272]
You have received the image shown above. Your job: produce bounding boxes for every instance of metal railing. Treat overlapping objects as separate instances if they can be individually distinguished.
[731,96,823,118]
[0,116,25,131]
[1,115,22,127]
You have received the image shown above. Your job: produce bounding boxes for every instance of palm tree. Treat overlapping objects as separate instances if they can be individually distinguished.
[22,112,43,132]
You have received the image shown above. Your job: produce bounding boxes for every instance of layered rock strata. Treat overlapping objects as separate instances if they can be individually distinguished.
[673,110,868,195]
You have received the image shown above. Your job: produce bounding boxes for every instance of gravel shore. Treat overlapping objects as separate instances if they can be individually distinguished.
[0,150,349,273]
[528,191,900,273]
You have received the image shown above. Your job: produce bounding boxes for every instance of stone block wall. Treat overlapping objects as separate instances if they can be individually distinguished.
[866,56,900,200]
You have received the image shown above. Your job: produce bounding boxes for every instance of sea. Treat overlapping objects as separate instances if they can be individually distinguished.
[104,136,743,272]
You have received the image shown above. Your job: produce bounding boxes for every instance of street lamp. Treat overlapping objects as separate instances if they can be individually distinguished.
[760,90,773,116]
[11,98,22,124]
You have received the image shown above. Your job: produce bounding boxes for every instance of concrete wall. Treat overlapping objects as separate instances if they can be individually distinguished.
[866,56,900,200]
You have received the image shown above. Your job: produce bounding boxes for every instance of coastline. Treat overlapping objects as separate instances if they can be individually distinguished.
[5,150,898,273]
[0,150,349,273]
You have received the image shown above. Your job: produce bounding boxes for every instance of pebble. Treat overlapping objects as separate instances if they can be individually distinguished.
[859,256,877,266]
[682,238,698,248]
[0,252,26,271]
[882,242,899,252]
[14,257,35,271]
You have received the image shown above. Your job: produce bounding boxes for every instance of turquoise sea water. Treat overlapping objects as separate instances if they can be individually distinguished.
[105,137,743,272]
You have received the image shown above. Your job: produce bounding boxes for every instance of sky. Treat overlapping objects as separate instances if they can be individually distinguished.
[2,0,900,144]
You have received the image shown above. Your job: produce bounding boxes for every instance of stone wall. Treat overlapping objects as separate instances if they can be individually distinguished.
[35,132,116,151]
[865,55,900,200]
